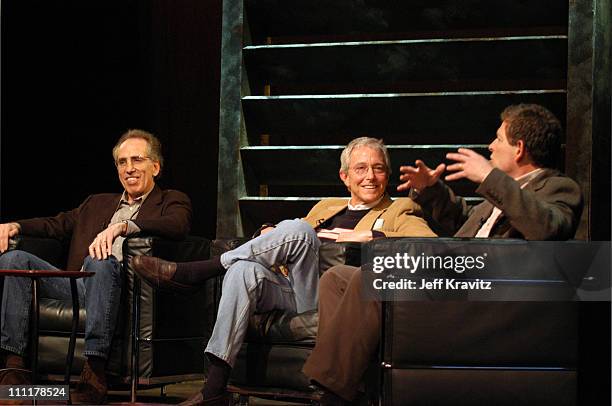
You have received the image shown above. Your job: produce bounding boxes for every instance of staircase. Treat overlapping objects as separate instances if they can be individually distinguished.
[216,0,609,239]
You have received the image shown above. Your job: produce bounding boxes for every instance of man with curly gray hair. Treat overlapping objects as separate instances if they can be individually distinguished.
[0,129,191,404]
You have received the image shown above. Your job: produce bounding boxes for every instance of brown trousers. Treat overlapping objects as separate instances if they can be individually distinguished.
[302,265,380,401]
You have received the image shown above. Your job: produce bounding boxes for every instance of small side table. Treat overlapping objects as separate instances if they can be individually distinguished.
[0,270,94,384]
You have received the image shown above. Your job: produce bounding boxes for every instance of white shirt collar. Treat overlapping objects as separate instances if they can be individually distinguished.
[515,168,543,187]
[348,195,384,211]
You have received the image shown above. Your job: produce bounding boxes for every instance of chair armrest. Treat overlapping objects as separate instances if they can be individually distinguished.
[124,235,211,262]
[117,235,215,347]
[7,236,65,268]
[319,241,362,273]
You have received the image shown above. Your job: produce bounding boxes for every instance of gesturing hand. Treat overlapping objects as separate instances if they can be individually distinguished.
[445,148,494,184]
[89,222,127,260]
[397,160,446,192]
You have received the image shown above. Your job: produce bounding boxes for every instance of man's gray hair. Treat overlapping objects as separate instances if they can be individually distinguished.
[340,137,391,174]
[113,129,164,177]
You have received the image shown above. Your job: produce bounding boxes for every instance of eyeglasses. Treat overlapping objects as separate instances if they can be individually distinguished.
[115,155,152,168]
[350,164,387,176]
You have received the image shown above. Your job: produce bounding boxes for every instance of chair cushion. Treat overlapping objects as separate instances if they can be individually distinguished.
[318,242,361,273]
[385,302,578,367]
[230,342,314,391]
[39,298,86,334]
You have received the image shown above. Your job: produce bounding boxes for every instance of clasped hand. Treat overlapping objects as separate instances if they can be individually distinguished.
[88,222,126,260]
[0,223,20,253]
[335,230,373,242]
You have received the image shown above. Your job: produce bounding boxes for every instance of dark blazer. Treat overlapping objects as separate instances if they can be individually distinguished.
[414,168,583,240]
[17,185,192,270]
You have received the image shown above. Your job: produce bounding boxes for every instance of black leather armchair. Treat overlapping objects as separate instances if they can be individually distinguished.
[373,238,605,406]
[2,234,215,399]
[381,301,578,406]
[219,238,601,406]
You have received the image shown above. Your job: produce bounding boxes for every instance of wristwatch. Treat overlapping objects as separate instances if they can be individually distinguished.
[121,220,130,235]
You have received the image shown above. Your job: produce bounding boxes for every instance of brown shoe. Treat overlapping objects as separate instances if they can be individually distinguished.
[70,359,107,405]
[131,255,197,293]
[179,391,230,406]
[0,368,31,385]
[309,384,349,406]
[0,367,66,405]
[0,368,33,404]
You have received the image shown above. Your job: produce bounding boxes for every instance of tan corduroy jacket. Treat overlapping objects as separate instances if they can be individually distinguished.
[302,194,436,238]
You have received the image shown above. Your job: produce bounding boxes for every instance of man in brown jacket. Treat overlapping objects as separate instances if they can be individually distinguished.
[0,130,192,404]
[302,104,583,405]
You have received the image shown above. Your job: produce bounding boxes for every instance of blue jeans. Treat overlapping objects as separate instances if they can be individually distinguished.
[205,219,320,366]
[0,250,122,359]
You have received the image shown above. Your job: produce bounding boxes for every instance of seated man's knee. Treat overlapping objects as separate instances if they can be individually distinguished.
[223,262,265,288]
[324,265,359,281]
[83,256,121,279]
[0,250,32,268]
[319,268,337,287]
[319,265,359,292]
[276,219,318,240]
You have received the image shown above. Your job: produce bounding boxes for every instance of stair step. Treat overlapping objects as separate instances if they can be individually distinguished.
[244,36,567,95]
[240,196,484,202]
[246,0,568,44]
[239,198,320,231]
[251,184,479,199]
[240,145,487,196]
[242,90,566,145]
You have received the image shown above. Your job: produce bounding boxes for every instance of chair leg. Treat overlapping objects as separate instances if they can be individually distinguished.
[130,277,142,403]
[65,278,80,384]
[160,385,166,398]
[30,279,39,384]
[237,394,249,406]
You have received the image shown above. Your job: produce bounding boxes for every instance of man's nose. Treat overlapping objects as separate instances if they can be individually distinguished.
[488,140,495,152]
[365,166,376,179]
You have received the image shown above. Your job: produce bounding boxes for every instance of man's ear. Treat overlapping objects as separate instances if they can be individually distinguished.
[339,169,349,186]
[153,162,161,177]
[514,140,526,163]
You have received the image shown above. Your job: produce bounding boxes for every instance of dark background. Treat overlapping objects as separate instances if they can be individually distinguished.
[1,0,222,238]
[1,1,610,403]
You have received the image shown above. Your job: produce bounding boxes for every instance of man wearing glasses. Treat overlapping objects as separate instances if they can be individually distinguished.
[0,129,192,404]
[131,136,436,405]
